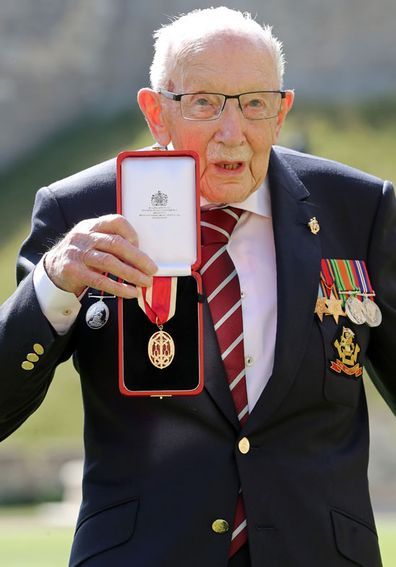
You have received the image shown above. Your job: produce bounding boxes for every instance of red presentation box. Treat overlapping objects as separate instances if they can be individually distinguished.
[116,150,204,397]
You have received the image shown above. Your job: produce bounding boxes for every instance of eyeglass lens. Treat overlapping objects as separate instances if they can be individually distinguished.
[180,92,282,120]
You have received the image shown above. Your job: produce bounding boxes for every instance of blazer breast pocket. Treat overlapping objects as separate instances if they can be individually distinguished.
[319,317,370,408]
[69,497,139,566]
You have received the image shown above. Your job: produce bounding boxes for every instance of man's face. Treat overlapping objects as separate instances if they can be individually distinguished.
[142,34,293,203]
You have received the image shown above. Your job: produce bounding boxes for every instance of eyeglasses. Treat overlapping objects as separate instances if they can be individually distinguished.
[158,89,286,121]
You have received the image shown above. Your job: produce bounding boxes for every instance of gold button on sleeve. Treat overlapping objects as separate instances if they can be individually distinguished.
[22,361,34,371]
[33,344,44,355]
[238,437,250,454]
[212,519,229,534]
[27,353,39,363]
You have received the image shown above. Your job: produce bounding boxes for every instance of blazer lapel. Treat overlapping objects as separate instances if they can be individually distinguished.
[247,148,322,427]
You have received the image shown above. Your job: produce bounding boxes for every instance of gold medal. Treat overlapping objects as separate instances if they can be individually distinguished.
[325,294,346,324]
[148,326,175,369]
[314,297,329,322]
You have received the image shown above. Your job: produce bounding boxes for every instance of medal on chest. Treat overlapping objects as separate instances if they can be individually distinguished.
[86,300,110,329]
[316,259,382,328]
[85,277,116,330]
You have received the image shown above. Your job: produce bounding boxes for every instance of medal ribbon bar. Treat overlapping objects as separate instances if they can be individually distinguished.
[330,259,358,306]
[137,276,177,325]
[320,259,340,299]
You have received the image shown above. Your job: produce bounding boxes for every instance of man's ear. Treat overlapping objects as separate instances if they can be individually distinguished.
[275,89,295,138]
[137,88,171,146]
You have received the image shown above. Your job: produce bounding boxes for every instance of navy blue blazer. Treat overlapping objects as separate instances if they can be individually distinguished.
[0,146,395,566]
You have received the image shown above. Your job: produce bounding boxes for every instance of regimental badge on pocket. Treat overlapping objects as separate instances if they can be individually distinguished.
[329,326,363,379]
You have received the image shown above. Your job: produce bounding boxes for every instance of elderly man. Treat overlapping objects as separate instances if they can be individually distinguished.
[0,7,395,567]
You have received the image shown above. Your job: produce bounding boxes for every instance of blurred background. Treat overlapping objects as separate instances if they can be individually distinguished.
[0,0,395,565]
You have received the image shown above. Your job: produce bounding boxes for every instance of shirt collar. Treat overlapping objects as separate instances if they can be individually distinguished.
[200,177,272,218]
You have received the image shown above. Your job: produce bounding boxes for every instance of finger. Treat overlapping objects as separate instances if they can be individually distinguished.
[83,249,154,287]
[73,263,139,299]
[88,232,157,276]
[89,214,139,246]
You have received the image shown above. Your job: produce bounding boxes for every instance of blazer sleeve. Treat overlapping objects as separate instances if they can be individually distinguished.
[366,180,396,414]
[0,186,76,441]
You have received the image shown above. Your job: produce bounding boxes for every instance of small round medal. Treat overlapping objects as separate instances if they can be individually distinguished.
[86,301,110,330]
[345,296,366,325]
[363,298,382,327]
[148,329,175,369]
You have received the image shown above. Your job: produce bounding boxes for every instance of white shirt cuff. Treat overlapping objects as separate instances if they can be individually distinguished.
[33,258,82,335]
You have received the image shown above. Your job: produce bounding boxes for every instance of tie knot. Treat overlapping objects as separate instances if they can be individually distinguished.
[201,207,243,245]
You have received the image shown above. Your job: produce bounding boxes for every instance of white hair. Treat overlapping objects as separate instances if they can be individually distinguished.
[150,7,286,91]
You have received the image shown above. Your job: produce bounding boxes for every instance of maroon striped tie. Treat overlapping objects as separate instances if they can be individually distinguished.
[200,207,248,557]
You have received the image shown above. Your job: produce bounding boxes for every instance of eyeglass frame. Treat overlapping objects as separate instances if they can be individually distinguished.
[158,88,287,121]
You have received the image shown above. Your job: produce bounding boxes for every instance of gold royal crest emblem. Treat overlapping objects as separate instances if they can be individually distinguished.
[330,327,363,378]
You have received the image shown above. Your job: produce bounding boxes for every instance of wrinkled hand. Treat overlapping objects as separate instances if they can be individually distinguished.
[44,214,157,298]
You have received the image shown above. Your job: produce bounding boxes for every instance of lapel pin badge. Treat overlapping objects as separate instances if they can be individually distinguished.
[308,216,320,235]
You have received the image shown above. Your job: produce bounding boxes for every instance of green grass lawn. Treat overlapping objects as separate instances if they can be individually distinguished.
[379,519,396,565]
[0,525,73,567]
[0,517,394,566]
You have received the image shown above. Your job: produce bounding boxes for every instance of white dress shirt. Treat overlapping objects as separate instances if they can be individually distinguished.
[201,180,277,409]
[34,180,277,410]
[33,259,82,334]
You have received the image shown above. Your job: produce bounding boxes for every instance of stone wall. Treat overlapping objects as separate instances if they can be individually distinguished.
[0,0,395,168]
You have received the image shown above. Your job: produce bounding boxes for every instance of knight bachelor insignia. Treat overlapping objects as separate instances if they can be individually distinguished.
[330,327,363,378]
[148,327,175,369]
[137,277,178,370]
